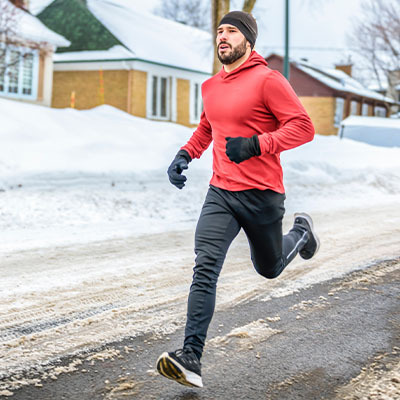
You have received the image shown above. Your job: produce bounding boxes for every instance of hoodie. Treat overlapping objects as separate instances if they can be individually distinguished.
[182,51,315,193]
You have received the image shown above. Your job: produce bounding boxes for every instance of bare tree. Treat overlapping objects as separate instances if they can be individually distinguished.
[349,0,400,96]
[0,0,46,77]
[154,0,210,30]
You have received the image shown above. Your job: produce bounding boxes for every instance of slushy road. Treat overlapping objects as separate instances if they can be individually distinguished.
[8,258,400,400]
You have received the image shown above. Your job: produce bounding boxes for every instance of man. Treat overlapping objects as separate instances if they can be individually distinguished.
[156,11,319,388]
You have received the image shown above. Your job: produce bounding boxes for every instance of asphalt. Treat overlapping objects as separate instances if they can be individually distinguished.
[6,258,400,400]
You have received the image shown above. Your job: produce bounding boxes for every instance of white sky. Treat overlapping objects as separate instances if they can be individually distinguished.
[30,0,365,69]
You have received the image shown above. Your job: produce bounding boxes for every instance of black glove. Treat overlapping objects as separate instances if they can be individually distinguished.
[225,135,261,164]
[167,149,192,189]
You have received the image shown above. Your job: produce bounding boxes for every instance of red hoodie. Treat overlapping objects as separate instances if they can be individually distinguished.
[182,51,315,193]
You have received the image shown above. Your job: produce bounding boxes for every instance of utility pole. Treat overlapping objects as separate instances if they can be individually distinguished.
[284,0,290,80]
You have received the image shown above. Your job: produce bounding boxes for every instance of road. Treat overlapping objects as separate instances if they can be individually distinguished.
[1,203,400,398]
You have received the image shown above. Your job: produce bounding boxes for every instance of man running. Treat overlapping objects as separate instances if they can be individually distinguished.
[157,10,320,388]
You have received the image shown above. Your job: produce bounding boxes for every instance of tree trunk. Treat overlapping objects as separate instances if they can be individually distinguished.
[211,0,257,75]
[242,0,257,13]
[212,0,230,75]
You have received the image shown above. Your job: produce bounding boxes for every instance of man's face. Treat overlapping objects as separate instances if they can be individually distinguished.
[216,24,249,65]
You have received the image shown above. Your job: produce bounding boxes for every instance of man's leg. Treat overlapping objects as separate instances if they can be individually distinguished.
[184,186,241,359]
[237,189,310,279]
[157,186,240,388]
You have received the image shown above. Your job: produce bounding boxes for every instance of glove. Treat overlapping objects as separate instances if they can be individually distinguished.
[225,135,261,164]
[167,149,192,189]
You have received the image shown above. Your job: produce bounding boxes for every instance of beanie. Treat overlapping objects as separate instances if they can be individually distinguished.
[218,11,258,49]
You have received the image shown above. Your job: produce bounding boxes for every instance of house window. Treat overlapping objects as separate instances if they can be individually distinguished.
[151,75,169,119]
[374,106,387,117]
[334,97,345,127]
[361,103,369,116]
[190,81,203,124]
[350,100,358,115]
[0,46,37,99]
[22,53,34,95]
[0,52,5,92]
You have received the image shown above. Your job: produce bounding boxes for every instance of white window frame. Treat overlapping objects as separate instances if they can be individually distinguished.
[334,97,345,127]
[361,103,369,116]
[374,106,387,117]
[147,73,170,120]
[190,80,203,124]
[0,44,39,100]
[350,100,359,115]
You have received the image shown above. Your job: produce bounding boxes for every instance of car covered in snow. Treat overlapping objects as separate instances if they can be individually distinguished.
[338,116,400,147]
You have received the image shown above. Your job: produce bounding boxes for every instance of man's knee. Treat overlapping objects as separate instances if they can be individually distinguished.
[253,258,284,279]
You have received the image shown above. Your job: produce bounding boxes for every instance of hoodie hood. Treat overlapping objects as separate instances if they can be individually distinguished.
[219,51,268,80]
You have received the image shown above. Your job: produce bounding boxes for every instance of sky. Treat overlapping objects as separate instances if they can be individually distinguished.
[29,0,366,73]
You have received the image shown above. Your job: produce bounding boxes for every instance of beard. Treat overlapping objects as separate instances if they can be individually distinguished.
[217,37,248,65]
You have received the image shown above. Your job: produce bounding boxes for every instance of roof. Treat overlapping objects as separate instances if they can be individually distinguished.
[3,0,69,47]
[266,53,395,104]
[38,0,213,74]
[297,61,395,103]
[37,0,124,53]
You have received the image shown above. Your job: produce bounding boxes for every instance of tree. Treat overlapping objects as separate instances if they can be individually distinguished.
[154,0,210,31]
[349,0,400,97]
[0,0,45,77]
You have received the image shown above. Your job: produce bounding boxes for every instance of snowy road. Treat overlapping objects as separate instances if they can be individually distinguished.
[1,202,399,393]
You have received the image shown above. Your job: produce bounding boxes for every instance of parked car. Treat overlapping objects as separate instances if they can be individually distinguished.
[338,116,400,147]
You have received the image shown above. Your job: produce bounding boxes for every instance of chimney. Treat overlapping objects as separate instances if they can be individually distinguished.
[335,63,353,77]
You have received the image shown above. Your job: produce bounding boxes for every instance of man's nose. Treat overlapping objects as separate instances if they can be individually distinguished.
[218,31,228,42]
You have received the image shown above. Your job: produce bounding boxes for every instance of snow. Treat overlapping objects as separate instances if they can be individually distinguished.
[52,0,213,73]
[1,97,400,253]
[339,116,400,147]
[1,0,70,47]
[1,98,400,384]
[53,45,135,62]
[295,62,395,103]
[341,116,400,128]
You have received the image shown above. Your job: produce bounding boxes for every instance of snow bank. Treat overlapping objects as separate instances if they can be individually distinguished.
[1,97,400,250]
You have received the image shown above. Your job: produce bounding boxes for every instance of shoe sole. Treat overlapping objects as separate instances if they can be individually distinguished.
[294,212,320,259]
[156,352,203,388]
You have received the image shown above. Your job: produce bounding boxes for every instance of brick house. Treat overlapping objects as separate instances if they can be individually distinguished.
[0,0,69,106]
[265,53,396,135]
[37,0,212,127]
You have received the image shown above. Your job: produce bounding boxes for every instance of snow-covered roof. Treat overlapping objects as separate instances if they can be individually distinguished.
[53,45,135,62]
[4,0,70,47]
[54,0,213,73]
[295,60,395,104]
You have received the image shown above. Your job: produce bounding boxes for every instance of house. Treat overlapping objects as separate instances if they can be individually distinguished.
[37,0,213,127]
[265,53,396,135]
[0,0,69,106]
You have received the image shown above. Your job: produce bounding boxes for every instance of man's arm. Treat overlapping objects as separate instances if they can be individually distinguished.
[167,110,213,189]
[181,110,213,159]
[259,70,315,154]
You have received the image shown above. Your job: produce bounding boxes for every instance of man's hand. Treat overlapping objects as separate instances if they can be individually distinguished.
[225,135,261,164]
[167,150,192,189]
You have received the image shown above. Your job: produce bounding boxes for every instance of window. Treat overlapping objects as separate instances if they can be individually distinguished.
[350,100,359,115]
[374,106,387,117]
[361,103,369,116]
[150,75,169,119]
[0,52,5,92]
[0,46,37,99]
[190,81,203,124]
[334,97,345,127]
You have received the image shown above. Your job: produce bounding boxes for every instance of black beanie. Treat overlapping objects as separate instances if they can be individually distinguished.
[218,11,258,49]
